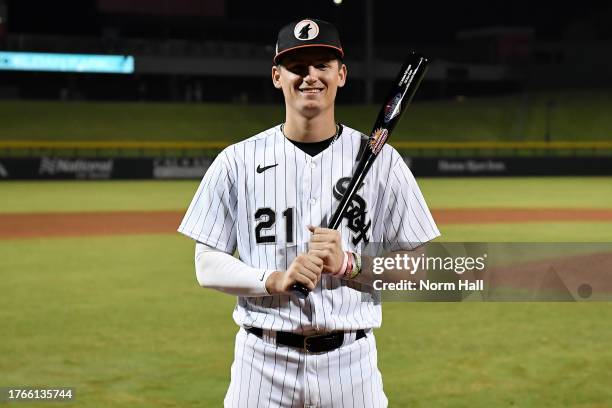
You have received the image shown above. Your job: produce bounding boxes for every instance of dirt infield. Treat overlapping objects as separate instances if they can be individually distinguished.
[432,208,612,224]
[1,208,612,239]
[0,211,181,239]
[481,250,612,299]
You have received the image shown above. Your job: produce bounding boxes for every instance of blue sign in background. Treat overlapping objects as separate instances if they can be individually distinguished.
[0,51,134,74]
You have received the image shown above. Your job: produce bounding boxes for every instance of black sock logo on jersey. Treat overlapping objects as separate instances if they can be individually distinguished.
[298,24,312,39]
[333,177,371,245]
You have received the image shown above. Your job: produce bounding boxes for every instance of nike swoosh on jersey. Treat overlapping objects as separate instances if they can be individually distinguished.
[256,163,279,173]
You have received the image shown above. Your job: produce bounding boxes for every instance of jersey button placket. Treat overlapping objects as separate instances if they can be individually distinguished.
[310,157,324,332]
[301,160,314,256]
[309,157,322,223]
[303,158,320,332]
[302,161,312,217]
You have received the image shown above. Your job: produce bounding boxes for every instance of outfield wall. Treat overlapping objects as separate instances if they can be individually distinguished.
[1,156,612,180]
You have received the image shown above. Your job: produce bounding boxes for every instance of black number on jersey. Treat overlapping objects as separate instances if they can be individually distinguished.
[282,208,294,244]
[254,208,275,244]
[254,207,294,244]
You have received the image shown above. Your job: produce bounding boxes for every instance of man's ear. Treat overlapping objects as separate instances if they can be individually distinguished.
[271,65,283,89]
[337,63,347,88]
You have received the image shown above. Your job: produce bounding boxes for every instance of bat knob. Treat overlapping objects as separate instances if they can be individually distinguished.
[290,283,310,299]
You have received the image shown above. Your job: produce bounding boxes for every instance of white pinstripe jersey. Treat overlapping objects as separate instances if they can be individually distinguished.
[178,124,440,334]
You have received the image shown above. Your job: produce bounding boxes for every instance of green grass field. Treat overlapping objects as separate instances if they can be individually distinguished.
[1,90,611,142]
[2,178,612,407]
[2,177,612,213]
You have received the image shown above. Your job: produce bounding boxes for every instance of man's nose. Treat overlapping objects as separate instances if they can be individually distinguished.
[303,66,318,83]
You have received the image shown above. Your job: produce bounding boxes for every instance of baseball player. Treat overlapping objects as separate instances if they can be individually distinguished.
[179,18,440,407]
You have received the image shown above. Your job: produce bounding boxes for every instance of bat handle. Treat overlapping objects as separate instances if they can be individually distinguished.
[290,283,310,299]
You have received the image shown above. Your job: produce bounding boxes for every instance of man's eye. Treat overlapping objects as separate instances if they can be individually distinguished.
[316,64,328,70]
[287,65,306,72]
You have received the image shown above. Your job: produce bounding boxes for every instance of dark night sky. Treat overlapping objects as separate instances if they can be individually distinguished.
[5,0,610,45]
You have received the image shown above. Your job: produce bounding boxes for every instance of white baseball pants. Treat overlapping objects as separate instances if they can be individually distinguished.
[224,327,388,408]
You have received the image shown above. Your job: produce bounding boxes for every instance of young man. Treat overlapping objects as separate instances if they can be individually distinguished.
[178,18,440,407]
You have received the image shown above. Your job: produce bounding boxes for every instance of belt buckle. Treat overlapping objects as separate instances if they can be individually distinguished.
[303,332,342,353]
[303,334,318,353]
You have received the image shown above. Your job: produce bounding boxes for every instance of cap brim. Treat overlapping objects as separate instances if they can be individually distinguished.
[273,44,344,64]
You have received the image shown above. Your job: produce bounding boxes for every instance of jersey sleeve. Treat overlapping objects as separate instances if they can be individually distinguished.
[177,151,237,254]
[382,151,440,251]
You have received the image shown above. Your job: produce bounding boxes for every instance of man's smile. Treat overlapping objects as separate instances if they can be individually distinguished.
[299,87,324,94]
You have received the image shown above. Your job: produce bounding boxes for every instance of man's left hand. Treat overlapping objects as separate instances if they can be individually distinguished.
[307,225,344,275]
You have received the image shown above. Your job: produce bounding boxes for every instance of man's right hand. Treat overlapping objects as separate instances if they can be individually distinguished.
[265,254,324,295]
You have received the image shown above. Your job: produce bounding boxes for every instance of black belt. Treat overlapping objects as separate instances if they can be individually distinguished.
[247,327,366,353]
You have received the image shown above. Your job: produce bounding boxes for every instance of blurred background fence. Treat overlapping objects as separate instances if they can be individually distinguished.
[2,140,612,158]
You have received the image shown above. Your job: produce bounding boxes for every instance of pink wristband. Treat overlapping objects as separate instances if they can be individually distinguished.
[344,251,354,279]
[334,251,349,278]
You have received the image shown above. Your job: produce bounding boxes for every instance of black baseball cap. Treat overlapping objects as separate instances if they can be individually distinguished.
[274,18,344,64]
